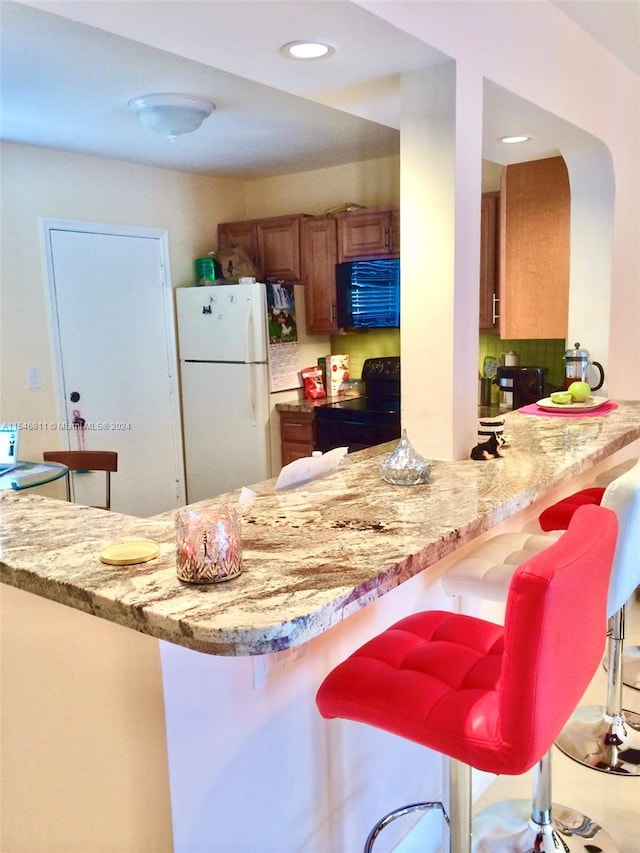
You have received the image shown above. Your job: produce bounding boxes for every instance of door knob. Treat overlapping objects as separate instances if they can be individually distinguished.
[70,391,80,402]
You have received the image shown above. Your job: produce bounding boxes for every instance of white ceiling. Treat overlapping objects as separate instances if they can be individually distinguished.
[1,0,638,179]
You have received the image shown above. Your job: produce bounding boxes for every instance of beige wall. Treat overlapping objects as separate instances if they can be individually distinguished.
[0,141,247,465]
[0,143,401,459]
[0,143,402,487]
[242,154,400,219]
[1,584,174,853]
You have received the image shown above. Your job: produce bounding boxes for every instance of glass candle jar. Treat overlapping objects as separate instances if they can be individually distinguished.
[175,505,242,584]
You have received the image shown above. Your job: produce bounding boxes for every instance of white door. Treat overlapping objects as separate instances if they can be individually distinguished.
[44,220,185,517]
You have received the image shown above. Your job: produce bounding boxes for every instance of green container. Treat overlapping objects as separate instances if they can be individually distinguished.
[194,257,220,283]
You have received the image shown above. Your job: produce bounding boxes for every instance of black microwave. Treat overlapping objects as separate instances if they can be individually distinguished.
[336,258,400,329]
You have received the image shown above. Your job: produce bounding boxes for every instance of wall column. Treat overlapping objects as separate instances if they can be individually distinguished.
[400,62,483,460]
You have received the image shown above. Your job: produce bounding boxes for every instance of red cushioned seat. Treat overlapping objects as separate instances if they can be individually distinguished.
[317,505,617,779]
[539,486,605,531]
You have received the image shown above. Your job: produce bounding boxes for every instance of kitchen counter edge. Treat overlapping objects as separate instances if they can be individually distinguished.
[1,402,639,656]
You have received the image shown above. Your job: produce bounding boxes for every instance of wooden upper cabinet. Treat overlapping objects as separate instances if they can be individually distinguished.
[499,156,570,339]
[389,209,400,255]
[218,214,305,282]
[256,216,302,282]
[479,192,499,330]
[301,216,339,334]
[336,209,399,261]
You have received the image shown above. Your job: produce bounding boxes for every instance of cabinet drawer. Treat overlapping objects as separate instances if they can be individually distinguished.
[280,414,314,443]
[281,443,315,466]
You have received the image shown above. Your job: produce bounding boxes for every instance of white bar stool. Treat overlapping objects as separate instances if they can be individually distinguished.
[442,458,640,777]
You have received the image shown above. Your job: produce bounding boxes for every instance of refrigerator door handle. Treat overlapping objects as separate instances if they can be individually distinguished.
[246,364,257,425]
[245,299,255,364]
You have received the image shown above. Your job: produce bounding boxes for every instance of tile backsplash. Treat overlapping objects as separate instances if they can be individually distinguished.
[330,329,565,391]
[330,329,400,379]
[479,334,566,390]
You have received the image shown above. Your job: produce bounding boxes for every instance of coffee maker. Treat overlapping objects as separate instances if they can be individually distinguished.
[497,366,547,410]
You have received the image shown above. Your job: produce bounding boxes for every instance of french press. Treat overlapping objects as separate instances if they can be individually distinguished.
[564,342,605,391]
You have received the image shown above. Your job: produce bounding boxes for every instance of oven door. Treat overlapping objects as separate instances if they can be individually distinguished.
[315,407,400,454]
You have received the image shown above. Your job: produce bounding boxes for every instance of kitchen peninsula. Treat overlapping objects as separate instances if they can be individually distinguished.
[2,402,639,852]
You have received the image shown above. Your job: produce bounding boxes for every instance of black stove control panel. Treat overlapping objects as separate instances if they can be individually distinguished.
[361,356,400,381]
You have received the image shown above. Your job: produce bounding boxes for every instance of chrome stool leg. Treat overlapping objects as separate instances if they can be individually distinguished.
[556,608,640,775]
[471,752,618,852]
[449,759,472,853]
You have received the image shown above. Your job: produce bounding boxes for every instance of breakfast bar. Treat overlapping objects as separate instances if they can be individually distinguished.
[2,402,639,851]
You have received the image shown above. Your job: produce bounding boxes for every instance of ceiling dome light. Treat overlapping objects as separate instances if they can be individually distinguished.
[128,93,215,140]
[498,135,532,144]
[281,40,335,60]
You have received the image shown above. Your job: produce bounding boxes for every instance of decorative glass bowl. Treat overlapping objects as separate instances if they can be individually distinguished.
[379,429,431,486]
[175,505,242,583]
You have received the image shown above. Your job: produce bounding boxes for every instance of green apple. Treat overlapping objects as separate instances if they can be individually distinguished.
[568,381,591,402]
[550,391,573,404]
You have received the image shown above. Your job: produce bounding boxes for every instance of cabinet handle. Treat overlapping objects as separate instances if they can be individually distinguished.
[286,422,305,429]
[492,294,500,324]
[331,302,336,325]
[384,229,390,250]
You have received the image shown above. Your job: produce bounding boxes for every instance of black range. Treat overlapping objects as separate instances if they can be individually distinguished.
[314,356,401,454]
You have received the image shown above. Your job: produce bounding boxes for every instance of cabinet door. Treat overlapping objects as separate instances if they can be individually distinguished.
[301,217,339,334]
[281,443,314,466]
[389,208,400,254]
[218,221,259,271]
[336,210,397,261]
[279,411,315,464]
[257,216,302,282]
[479,193,499,330]
[499,157,570,339]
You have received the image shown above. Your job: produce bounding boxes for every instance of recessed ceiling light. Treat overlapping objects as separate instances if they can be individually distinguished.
[498,135,532,144]
[281,40,335,60]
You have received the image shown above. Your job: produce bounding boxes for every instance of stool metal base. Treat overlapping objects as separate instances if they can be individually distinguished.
[472,799,618,852]
[555,705,640,775]
[364,801,448,852]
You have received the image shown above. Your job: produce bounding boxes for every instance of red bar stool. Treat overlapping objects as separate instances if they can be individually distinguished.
[317,506,618,852]
[443,458,640,777]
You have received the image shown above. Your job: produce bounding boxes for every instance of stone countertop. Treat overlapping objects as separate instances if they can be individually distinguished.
[275,390,363,413]
[280,397,503,417]
[2,402,639,656]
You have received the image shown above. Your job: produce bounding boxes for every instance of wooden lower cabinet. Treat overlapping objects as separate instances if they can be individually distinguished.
[279,411,315,465]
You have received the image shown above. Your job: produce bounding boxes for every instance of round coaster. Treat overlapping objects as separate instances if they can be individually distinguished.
[99,539,160,566]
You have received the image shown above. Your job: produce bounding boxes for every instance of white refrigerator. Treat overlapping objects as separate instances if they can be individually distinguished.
[176,282,273,503]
